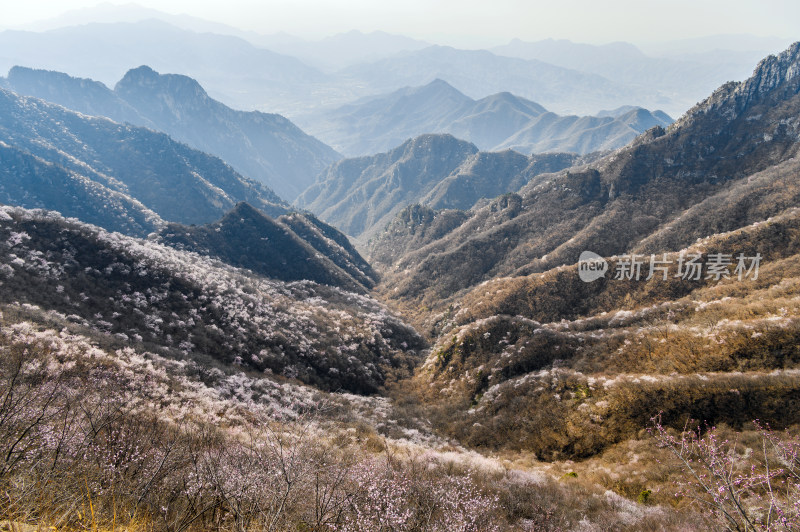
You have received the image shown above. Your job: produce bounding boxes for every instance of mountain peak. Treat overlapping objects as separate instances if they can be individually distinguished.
[224,201,266,222]
[394,133,478,159]
[427,77,455,88]
[677,41,800,126]
[115,65,208,101]
[415,78,467,97]
[745,41,800,96]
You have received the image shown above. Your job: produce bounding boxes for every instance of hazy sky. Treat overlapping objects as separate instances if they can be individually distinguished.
[2,0,798,47]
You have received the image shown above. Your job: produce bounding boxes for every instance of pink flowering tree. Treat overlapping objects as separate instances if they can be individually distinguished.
[650,414,800,531]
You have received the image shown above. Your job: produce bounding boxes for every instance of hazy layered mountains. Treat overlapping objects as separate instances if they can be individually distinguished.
[298,78,672,157]
[0,19,326,115]
[4,65,341,201]
[296,134,587,240]
[0,18,767,119]
[19,3,432,72]
[491,38,777,115]
[334,46,662,116]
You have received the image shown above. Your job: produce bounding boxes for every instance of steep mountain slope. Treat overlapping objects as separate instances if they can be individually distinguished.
[153,203,376,292]
[296,135,479,238]
[299,78,671,157]
[278,211,379,288]
[113,66,340,201]
[0,85,377,295]
[0,87,286,227]
[0,141,163,236]
[296,134,585,240]
[0,205,422,394]
[408,209,800,458]
[4,65,341,201]
[421,151,584,211]
[3,66,151,125]
[374,42,800,459]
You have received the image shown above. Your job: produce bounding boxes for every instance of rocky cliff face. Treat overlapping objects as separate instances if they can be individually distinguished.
[674,41,800,127]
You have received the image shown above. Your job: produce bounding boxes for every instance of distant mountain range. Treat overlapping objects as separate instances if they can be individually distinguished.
[490,38,777,114]
[17,4,432,72]
[3,65,340,201]
[297,78,672,157]
[334,45,659,116]
[296,134,590,239]
[0,19,326,115]
[0,16,785,118]
[262,30,432,72]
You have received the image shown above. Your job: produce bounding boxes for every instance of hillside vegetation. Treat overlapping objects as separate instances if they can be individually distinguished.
[366,43,800,463]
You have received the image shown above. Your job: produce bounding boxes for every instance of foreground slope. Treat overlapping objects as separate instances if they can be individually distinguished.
[0,223,708,530]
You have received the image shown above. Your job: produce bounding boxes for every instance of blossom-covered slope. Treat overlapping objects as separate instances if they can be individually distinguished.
[0,205,423,394]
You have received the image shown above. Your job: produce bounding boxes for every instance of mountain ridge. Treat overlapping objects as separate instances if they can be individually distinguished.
[154,202,377,292]
[298,78,671,157]
[296,133,596,240]
[5,65,341,201]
